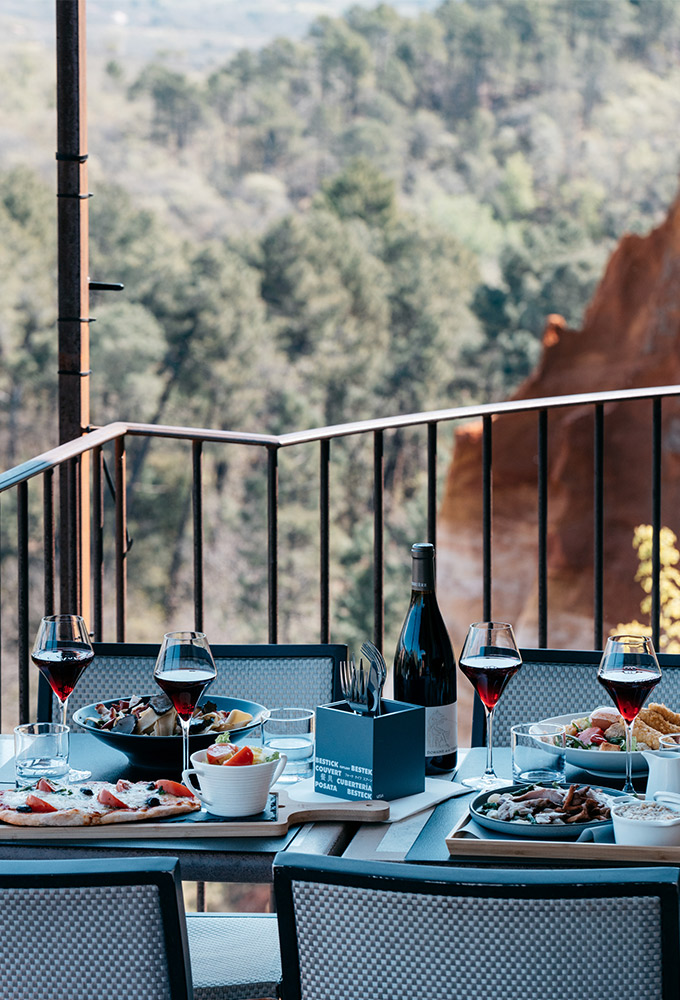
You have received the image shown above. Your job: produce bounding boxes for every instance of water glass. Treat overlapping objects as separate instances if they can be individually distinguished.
[263,708,314,783]
[14,722,69,785]
[511,722,566,784]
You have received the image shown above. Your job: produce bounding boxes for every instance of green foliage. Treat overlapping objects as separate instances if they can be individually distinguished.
[3,0,680,642]
[613,526,680,654]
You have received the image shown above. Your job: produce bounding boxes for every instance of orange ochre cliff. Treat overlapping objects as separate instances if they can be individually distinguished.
[439,192,680,668]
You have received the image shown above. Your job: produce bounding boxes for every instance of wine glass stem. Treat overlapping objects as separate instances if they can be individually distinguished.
[484,706,496,777]
[624,719,635,794]
[59,698,68,729]
[181,719,190,775]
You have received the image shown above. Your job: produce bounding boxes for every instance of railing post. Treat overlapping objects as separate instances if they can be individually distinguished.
[17,482,29,725]
[593,404,604,649]
[114,436,127,642]
[92,446,103,640]
[268,446,278,643]
[56,0,91,625]
[373,430,384,650]
[192,440,204,633]
[320,439,330,643]
[652,398,662,649]
[43,469,55,617]
[482,415,492,622]
[537,410,548,647]
[427,422,437,550]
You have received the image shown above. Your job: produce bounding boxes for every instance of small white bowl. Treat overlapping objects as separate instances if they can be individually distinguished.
[611,796,680,847]
[182,747,287,817]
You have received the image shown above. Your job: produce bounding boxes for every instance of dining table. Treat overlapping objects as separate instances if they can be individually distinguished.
[342,746,680,868]
[2,736,679,880]
[0,732,352,882]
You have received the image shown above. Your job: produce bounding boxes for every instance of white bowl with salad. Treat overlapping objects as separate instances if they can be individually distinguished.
[182,737,287,817]
[539,707,648,777]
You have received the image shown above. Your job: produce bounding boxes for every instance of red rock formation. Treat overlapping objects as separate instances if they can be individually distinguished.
[439,195,680,673]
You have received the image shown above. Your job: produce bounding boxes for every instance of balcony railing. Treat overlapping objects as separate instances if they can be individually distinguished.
[1,383,679,729]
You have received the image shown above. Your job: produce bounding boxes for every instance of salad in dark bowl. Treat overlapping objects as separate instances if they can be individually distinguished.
[73,693,269,772]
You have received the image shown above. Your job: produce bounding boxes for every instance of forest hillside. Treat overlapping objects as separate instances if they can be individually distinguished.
[1,0,680,651]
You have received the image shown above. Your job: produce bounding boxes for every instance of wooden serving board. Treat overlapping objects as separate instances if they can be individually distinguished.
[445,814,680,863]
[0,787,390,840]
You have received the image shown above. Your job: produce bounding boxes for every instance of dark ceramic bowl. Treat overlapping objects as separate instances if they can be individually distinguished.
[73,695,269,772]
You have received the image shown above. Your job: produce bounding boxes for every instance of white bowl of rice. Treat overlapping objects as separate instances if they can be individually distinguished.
[611,797,680,846]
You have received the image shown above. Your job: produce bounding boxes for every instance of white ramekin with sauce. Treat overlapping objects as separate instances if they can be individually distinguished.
[611,796,680,846]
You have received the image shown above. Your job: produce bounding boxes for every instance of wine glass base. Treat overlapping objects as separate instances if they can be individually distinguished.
[461,773,508,791]
[66,767,92,783]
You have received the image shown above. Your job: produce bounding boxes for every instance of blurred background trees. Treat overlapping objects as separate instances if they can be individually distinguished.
[1,0,680,650]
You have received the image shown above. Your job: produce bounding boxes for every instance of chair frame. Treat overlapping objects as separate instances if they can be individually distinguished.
[38,641,348,721]
[0,856,193,999]
[470,647,680,746]
[273,852,680,1000]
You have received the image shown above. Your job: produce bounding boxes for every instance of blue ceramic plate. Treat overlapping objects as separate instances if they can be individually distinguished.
[470,783,627,839]
[73,695,269,772]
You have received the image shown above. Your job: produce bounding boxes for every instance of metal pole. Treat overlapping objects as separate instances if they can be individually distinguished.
[56,0,91,621]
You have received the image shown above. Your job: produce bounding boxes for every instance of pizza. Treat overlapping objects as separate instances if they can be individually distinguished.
[0,777,200,827]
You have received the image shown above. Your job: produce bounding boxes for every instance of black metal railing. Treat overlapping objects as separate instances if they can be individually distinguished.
[1,385,679,728]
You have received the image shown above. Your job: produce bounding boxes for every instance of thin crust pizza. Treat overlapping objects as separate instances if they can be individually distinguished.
[0,777,200,827]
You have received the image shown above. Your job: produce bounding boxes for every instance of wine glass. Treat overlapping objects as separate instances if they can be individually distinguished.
[154,631,217,775]
[597,634,661,795]
[459,621,522,790]
[31,614,95,782]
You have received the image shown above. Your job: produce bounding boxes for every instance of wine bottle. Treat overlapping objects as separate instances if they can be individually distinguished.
[393,542,457,773]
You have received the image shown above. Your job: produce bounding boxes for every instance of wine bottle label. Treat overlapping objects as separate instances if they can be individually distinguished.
[425,703,457,756]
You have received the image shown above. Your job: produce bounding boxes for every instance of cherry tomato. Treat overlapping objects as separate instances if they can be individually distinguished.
[36,779,57,793]
[154,779,195,797]
[26,794,57,813]
[224,746,254,767]
[98,787,128,809]
[206,743,237,766]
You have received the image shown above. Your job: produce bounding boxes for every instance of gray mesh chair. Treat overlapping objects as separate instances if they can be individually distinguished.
[273,852,680,1000]
[471,648,680,746]
[187,912,280,1000]
[39,642,346,722]
[0,857,193,1000]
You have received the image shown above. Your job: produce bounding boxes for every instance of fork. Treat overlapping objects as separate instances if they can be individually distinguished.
[360,640,387,715]
[339,657,371,715]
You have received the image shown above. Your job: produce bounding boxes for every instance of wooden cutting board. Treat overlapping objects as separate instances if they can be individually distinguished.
[445,814,680,863]
[0,787,390,840]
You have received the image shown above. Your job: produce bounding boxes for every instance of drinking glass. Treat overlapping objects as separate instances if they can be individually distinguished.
[459,621,522,790]
[31,614,94,781]
[154,631,217,775]
[598,633,661,794]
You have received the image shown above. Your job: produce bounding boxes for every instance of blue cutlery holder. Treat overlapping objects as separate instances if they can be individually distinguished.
[314,699,425,801]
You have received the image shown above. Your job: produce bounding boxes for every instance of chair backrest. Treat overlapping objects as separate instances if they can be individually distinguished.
[0,857,192,1000]
[471,648,680,746]
[273,851,680,1000]
[39,641,347,722]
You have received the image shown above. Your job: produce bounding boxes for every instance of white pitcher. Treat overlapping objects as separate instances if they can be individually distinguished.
[642,749,680,799]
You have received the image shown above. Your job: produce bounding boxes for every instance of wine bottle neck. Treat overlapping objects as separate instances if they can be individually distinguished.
[411,557,435,592]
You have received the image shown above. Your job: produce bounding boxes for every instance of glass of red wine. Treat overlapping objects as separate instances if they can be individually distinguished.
[154,631,217,775]
[31,614,95,782]
[597,634,661,794]
[459,621,522,790]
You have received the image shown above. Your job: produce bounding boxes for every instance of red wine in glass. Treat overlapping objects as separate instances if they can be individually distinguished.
[155,668,216,722]
[31,615,95,782]
[459,653,522,710]
[598,669,661,723]
[154,631,217,774]
[597,635,661,794]
[31,646,94,704]
[458,624,522,791]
